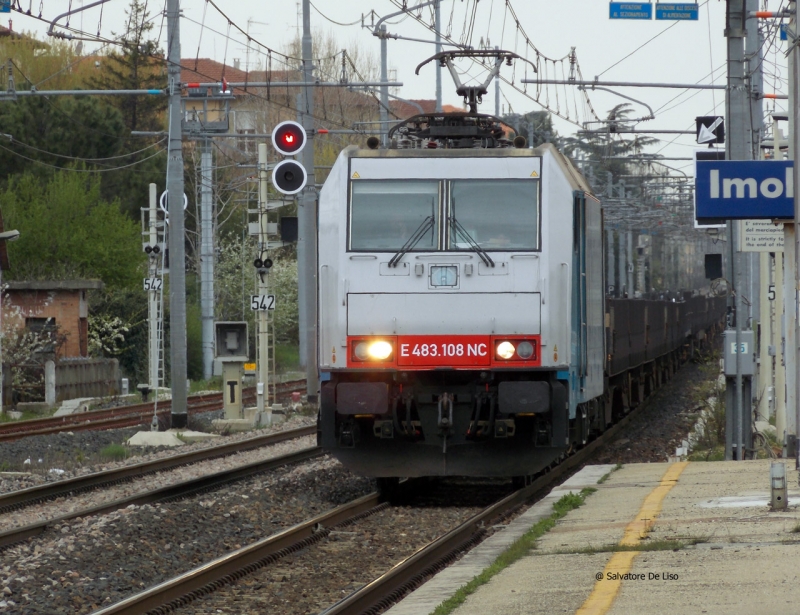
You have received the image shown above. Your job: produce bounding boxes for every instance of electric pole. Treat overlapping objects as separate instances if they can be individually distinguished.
[725,0,748,459]
[200,142,214,381]
[435,0,442,113]
[791,0,800,465]
[166,0,188,427]
[300,0,319,402]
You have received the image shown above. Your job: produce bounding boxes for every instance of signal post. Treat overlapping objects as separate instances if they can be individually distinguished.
[253,122,308,418]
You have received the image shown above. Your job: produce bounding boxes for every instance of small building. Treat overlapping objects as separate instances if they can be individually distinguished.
[4,280,104,358]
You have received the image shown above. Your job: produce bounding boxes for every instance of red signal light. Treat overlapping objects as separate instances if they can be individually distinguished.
[272,120,306,156]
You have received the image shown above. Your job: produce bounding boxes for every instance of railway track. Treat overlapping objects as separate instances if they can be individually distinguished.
[0,379,306,442]
[0,425,317,549]
[87,393,649,615]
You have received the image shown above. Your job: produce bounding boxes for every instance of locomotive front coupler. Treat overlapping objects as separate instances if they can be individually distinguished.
[437,393,455,453]
[390,387,417,440]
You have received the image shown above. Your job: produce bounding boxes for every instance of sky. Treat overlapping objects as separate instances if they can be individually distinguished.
[5,0,791,175]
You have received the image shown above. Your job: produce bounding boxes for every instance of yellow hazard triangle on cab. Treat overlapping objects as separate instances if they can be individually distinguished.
[530,170,539,177]
[352,171,361,179]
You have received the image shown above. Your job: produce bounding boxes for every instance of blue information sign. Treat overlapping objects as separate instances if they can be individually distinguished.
[696,160,794,221]
[609,3,653,20]
[0,0,10,14]
[655,3,699,20]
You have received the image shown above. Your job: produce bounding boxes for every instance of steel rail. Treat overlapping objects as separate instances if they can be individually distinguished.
[0,443,322,550]
[90,492,385,615]
[0,425,316,513]
[319,398,647,615]
[0,380,306,442]
[88,400,648,615]
[85,327,721,614]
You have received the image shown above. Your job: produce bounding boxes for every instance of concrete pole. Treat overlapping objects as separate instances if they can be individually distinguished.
[618,231,626,297]
[791,1,800,465]
[200,144,214,381]
[746,0,763,348]
[380,25,389,147]
[788,1,800,458]
[784,225,797,448]
[775,251,787,441]
[626,231,634,296]
[257,143,271,423]
[300,0,320,402]
[435,0,442,113]
[756,251,772,422]
[606,229,615,296]
[165,0,188,427]
[637,243,646,294]
[726,0,748,458]
[148,183,160,390]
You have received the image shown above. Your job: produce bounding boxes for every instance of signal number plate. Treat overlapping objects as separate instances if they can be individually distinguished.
[250,295,276,311]
[143,278,163,291]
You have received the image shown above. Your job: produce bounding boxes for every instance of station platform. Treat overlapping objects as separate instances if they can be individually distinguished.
[386,459,800,615]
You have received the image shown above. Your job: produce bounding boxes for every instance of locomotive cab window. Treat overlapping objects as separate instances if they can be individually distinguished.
[448,179,539,251]
[349,180,440,251]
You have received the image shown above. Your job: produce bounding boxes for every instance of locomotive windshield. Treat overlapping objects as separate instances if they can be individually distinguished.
[449,180,539,250]
[348,178,538,252]
[350,180,439,251]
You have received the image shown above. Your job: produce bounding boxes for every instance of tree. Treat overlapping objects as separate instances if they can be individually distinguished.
[88,0,167,218]
[0,172,146,289]
[89,0,166,134]
[0,96,127,180]
[501,110,558,148]
[561,103,659,198]
[214,236,299,346]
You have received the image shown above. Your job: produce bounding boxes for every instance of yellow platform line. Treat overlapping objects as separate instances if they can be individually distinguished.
[575,461,689,615]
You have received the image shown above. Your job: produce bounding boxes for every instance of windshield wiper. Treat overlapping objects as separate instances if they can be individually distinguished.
[449,216,494,267]
[389,215,435,268]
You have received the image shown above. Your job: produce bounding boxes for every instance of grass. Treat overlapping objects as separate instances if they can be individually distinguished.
[685,353,727,461]
[431,488,596,615]
[597,463,623,484]
[0,409,43,423]
[275,343,301,372]
[189,376,222,394]
[99,444,129,461]
[688,445,726,462]
[791,523,800,534]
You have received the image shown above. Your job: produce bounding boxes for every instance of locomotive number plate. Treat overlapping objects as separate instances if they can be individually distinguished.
[397,335,491,367]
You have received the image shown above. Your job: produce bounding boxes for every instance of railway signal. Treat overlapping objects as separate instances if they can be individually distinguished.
[271,121,307,195]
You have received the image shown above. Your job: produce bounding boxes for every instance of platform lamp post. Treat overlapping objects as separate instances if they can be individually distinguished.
[0,229,20,416]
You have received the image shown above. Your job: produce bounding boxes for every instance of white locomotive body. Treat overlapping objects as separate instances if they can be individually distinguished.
[317,140,606,478]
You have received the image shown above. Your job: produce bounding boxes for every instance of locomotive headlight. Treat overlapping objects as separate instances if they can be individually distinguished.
[516,341,534,359]
[367,340,393,360]
[496,341,515,360]
[353,340,393,361]
[354,342,370,361]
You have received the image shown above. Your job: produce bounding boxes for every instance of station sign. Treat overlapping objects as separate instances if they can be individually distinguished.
[740,220,784,252]
[695,159,794,222]
[655,3,699,20]
[609,2,653,19]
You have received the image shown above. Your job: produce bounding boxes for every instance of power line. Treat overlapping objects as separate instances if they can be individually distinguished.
[0,140,166,172]
[7,136,167,164]
[309,2,361,27]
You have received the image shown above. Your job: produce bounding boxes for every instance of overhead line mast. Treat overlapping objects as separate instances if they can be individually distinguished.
[165,0,188,427]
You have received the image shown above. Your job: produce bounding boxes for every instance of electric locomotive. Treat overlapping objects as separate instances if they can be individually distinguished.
[317,51,606,479]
